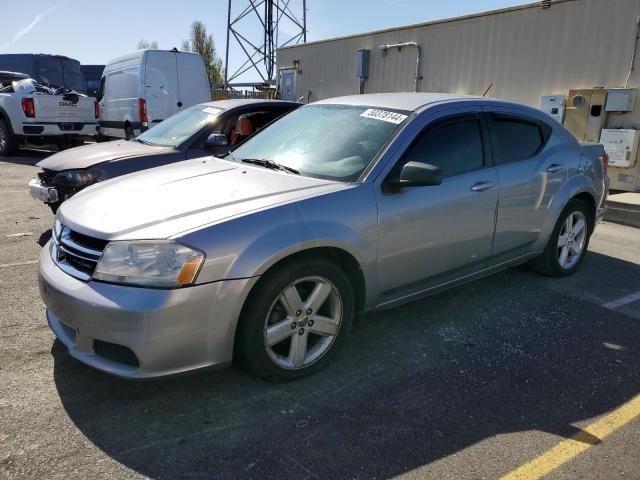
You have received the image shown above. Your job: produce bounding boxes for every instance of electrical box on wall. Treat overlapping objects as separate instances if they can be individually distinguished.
[355,49,370,78]
[605,88,636,112]
[600,129,640,169]
[563,88,608,142]
[539,94,565,123]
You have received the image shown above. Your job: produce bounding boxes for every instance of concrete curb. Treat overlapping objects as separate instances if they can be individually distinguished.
[605,193,640,228]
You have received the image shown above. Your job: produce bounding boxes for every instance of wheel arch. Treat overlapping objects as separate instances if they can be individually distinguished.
[246,246,366,318]
[535,174,599,251]
[231,245,366,362]
[570,191,596,231]
[0,105,12,126]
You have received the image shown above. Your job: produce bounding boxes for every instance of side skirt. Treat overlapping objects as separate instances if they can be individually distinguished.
[373,251,542,311]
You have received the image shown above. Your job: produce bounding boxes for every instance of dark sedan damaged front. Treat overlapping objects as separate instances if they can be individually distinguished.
[29,168,101,213]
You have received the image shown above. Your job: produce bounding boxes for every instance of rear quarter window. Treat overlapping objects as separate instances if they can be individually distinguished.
[489,113,552,165]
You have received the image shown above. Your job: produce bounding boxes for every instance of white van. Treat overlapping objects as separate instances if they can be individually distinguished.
[97,49,211,139]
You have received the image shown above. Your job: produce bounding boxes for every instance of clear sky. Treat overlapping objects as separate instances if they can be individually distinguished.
[0,0,529,82]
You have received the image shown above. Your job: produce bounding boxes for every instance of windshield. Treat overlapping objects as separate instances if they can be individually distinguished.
[136,105,223,147]
[231,105,410,181]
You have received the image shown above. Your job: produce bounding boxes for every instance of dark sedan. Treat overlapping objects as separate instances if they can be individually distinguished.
[28,99,300,212]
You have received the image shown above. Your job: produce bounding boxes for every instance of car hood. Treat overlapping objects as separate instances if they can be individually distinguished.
[37,140,173,171]
[59,157,350,240]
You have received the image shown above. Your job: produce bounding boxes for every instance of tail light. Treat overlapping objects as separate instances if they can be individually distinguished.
[138,98,148,126]
[21,98,35,118]
[94,100,100,119]
[602,152,609,172]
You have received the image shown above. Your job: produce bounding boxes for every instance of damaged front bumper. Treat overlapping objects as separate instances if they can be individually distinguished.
[28,178,59,204]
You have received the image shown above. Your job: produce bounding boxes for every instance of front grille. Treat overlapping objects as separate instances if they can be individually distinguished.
[93,340,139,367]
[68,229,108,252]
[52,225,106,281]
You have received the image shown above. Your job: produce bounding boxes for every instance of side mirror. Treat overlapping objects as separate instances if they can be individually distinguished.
[205,133,228,148]
[390,161,443,188]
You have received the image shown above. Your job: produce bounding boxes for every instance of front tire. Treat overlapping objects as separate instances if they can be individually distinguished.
[237,257,355,380]
[532,198,593,277]
[125,124,135,140]
[48,202,61,214]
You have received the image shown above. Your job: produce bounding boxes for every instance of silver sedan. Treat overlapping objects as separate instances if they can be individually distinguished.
[38,93,608,380]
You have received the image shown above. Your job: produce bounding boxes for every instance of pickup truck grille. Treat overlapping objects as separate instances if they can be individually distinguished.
[52,225,108,281]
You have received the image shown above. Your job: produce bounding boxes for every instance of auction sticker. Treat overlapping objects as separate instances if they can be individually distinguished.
[202,106,222,115]
[360,109,408,124]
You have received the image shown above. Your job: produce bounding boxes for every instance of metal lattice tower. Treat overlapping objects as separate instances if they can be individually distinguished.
[224,0,307,87]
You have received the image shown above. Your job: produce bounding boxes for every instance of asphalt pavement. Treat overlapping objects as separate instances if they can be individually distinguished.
[1,150,639,480]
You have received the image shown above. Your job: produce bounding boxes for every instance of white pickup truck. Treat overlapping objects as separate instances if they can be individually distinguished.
[0,77,98,156]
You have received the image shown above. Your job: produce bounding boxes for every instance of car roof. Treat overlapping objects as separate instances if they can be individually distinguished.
[198,99,301,111]
[313,92,488,111]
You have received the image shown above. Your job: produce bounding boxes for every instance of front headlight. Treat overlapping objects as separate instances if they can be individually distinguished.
[52,169,101,187]
[93,241,205,288]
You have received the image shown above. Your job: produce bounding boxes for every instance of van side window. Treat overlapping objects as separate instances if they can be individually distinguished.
[107,69,138,99]
[401,117,484,177]
[489,114,551,165]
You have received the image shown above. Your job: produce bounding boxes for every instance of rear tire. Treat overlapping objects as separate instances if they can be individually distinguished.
[125,124,135,140]
[531,198,593,277]
[237,257,354,381]
[0,119,16,156]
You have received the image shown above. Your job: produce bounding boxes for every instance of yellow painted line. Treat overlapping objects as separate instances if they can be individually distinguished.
[0,260,38,268]
[501,394,640,480]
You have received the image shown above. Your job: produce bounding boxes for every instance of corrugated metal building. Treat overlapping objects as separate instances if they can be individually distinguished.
[277,0,640,191]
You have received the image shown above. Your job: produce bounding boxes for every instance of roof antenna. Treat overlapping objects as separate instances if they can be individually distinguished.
[482,82,493,97]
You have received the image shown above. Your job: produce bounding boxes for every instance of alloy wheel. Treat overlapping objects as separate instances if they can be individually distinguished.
[264,276,342,370]
[557,211,587,270]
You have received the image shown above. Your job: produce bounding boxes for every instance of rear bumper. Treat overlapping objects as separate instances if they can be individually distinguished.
[38,243,257,379]
[21,122,98,136]
[28,178,59,204]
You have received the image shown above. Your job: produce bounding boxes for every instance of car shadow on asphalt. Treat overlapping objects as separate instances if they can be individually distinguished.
[0,150,53,167]
[51,251,640,479]
[37,229,52,247]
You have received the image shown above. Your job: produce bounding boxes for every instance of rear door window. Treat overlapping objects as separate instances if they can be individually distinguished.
[401,116,485,177]
[489,114,551,165]
[96,77,105,101]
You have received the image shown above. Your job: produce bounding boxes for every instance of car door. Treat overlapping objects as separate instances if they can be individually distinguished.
[375,108,499,301]
[484,107,562,257]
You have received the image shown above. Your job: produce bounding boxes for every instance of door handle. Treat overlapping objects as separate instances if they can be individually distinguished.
[546,164,564,173]
[470,181,495,192]
[177,101,183,107]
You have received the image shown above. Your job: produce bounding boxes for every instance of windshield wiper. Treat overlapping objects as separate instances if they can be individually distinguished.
[241,158,300,175]
[132,138,156,146]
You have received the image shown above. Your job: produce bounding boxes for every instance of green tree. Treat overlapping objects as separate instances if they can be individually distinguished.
[137,39,158,50]
[182,21,224,85]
